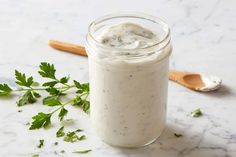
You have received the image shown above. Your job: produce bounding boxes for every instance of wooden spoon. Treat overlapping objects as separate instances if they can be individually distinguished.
[49,40,222,92]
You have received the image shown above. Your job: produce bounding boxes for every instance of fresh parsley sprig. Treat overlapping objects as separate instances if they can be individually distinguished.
[0,62,90,130]
[29,88,89,129]
[0,62,91,154]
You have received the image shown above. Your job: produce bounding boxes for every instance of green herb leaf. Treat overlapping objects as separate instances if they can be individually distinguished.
[43,97,62,106]
[56,126,65,137]
[62,127,85,143]
[77,135,86,141]
[0,84,12,96]
[45,87,61,95]
[33,91,41,98]
[63,131,83,143]
[75,129,83,132]
[32,154,39,157]
[60,150,65,153]
[42,96,56,105]
[81,83,89,92]
[82,100,90,112]
[17,90,40,106]
[63,132,77,142]
[191,108,202,117]
[74,80,81,89]
[73,97,90,112]
[37,139,44,148]
[73,96,82,105]
[54,141,58,145]
[38,62,56,79]
[15,70,34,87]
[73,149,92,154]
[60,76,69,84]
[29,112,52,130]
[74,81,89,93]
[42,81,58,87]
[58,107,68,121]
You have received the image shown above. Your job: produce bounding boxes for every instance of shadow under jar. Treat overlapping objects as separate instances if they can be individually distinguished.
[86,13,172,148]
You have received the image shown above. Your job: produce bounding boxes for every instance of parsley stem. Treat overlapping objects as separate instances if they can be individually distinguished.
[84,93,89,100]
[14,85,76,92]
[78,92,89,98]
[50,99,76,114]
[61,83,71,88]
[50,92,89,115]
[54,78,71,88]
[15,88,46,91]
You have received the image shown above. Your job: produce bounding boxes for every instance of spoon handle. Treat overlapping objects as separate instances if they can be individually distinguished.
[49,40,87,56]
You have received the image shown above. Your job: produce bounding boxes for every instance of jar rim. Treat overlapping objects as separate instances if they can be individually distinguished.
[86,12,171,57]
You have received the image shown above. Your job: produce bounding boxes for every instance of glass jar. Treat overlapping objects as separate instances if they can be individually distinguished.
[86,13,172,148]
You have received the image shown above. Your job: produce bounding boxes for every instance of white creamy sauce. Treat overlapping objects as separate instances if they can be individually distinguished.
[88,22,171,147]
[98,23,159,50]
[200,75,222,92]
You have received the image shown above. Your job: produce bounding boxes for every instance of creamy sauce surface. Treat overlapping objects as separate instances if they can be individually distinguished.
[98,23,159,50]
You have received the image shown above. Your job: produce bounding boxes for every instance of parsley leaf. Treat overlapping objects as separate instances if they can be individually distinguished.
[38,62,56,79]
[15,70,34,87]
[43,81,58,87]
[191,108,202,117]
[29,112,52,130]
[58,107,68,121]
[63,131,78,142]
[77,135,86,140]
[74,81,89,93]
[43,88,65,106]
[63,131,86,143]
[73,96,90,112]
[43,97,62,106]
[42,96,57,105]
[56,126,65,137]
[75,129,83,132]
[45,87,61,95]
[32,154,39,157]
[0,84,12,96]
[37,139,44,148]
[60,76,70,84]
[17,90,41,106]
[73,149,92,154]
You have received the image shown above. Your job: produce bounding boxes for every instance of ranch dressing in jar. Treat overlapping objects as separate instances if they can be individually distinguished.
[86,13,172,147]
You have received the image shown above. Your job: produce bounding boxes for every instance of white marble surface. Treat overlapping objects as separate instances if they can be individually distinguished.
[0,0,236,157]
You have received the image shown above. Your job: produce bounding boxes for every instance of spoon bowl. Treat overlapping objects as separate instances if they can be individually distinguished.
[169,70,222,92]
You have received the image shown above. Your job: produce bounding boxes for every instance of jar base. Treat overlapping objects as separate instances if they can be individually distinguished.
[100,128,164,148]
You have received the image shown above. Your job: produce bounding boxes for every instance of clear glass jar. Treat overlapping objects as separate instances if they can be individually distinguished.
[86,13,172,148]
